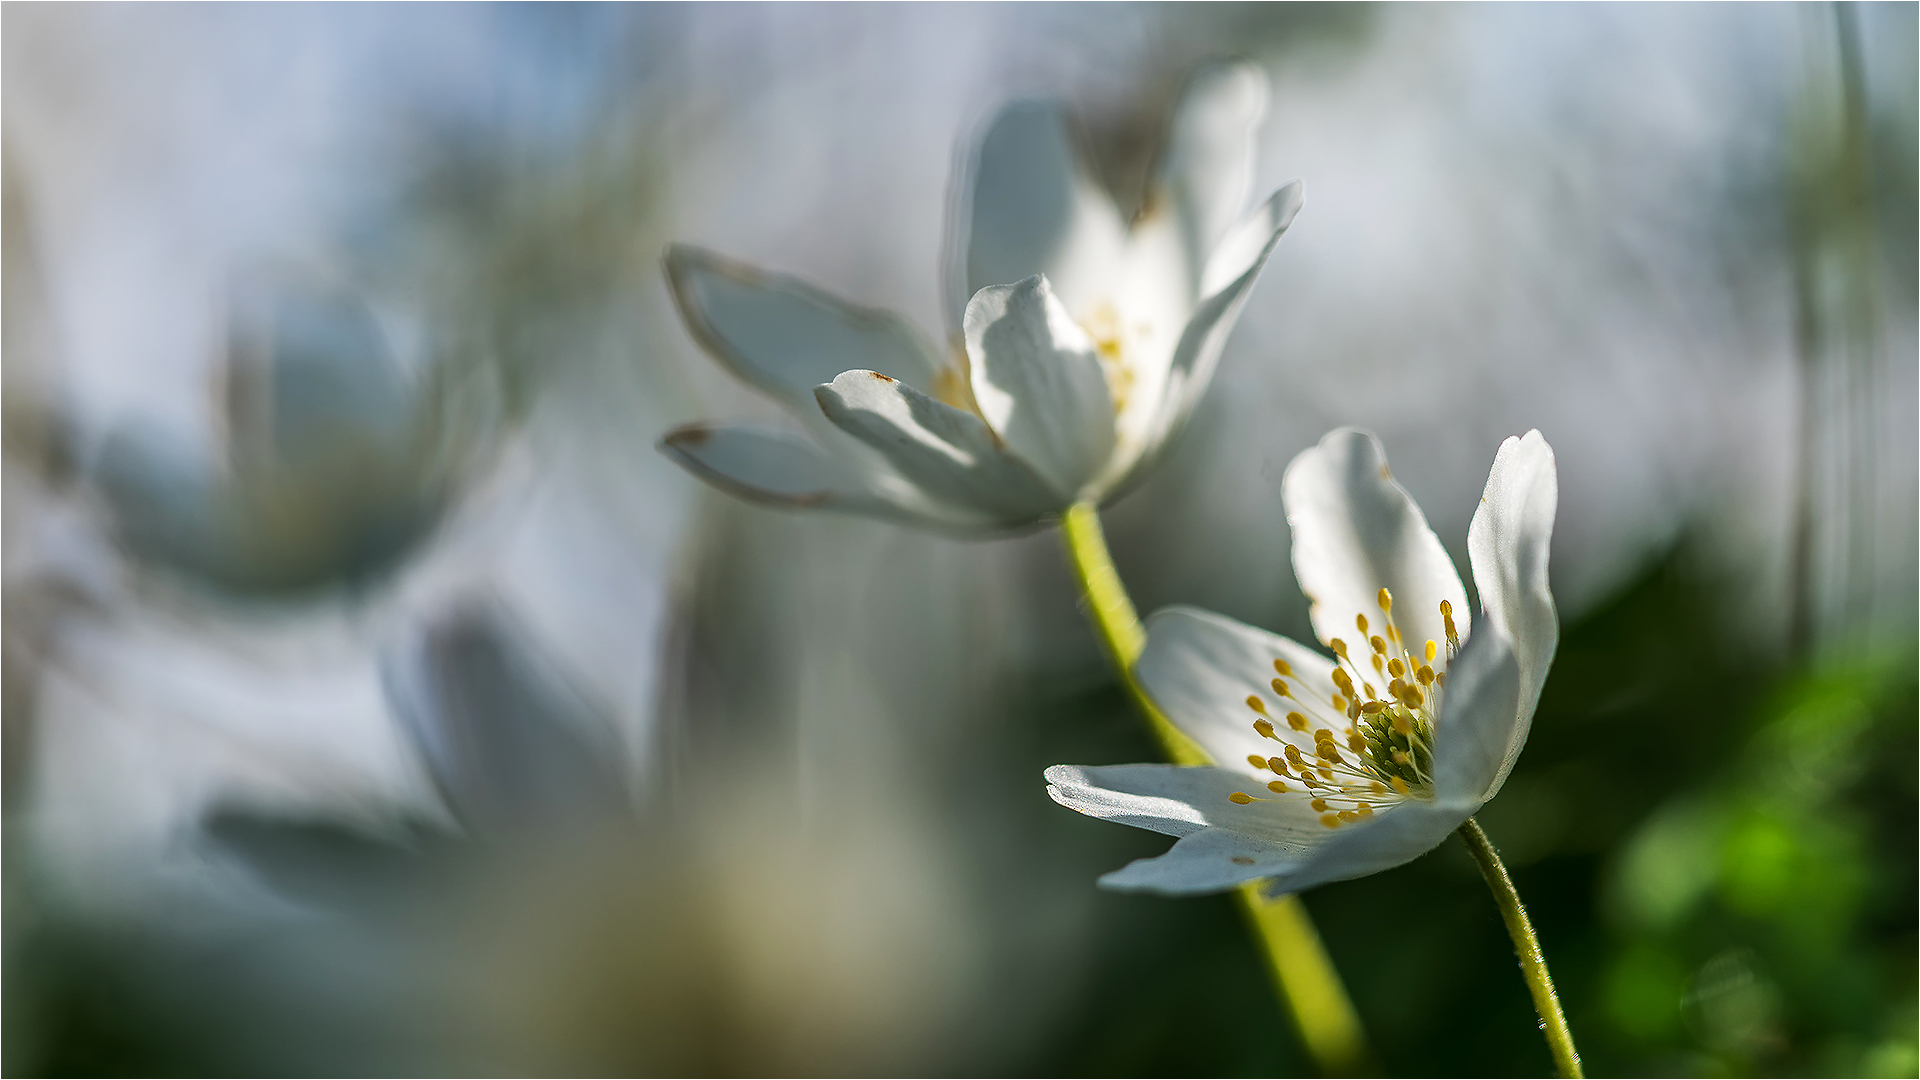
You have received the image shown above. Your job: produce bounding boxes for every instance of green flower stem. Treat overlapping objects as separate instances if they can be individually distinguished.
[1059,501,1373,1076]
[1456,818,1584,1078]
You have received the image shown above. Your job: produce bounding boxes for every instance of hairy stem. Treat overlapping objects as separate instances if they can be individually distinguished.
[1059,501,1373,1075]
[1457,818,1583,1078]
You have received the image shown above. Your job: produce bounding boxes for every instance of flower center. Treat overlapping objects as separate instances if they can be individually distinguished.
[1227,589,1465,830]
[1077,300,1140,417]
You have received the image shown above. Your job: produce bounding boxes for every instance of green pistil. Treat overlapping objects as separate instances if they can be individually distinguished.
[1361,705,1432,788]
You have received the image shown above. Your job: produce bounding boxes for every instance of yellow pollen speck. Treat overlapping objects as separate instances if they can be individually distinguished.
[1417,665,1435,685]
[1330,638,1348,658]
[1268,756,1287,774]
[1272,678,1291,698]
[1229,792,1254,805]
[1268,780,1290,793]
[1246,695,1269,715]
[1286,711,1309,731]
[1390,777,1412,794]
[1355,613,1369,634]
[1273,658,1293,677]
[1248,754,1269,770]
[1370,635,1388,655]
[1388,658,1406,678]
[1377,588,1393,612]
[1311,798,1331,812]
[1320,813,1342,829]
[1253,719,1277,740]
[1425,640,1439,662]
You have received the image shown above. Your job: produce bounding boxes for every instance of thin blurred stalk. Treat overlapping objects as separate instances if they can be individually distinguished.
[1059,501,1373,1076]
[1455,819,1583,1079]
[1787,1,1882,657]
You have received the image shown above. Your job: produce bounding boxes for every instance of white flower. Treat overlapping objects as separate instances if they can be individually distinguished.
[661,62,1302,531]
[1046,428,1559,895]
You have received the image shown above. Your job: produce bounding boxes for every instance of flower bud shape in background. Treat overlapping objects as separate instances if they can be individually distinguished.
[1047,427,1558,894]
[660,61,1302,531]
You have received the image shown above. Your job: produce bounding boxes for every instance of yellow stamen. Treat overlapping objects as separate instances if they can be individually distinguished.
[1253,718,1277,740]
[1272,678,1291,698]
[1425,640,1439,662]
[1246,695,1269,715]
[1377,588,1393,612]
[1229,792,1254,805]
[1248,754,1269,770]
[1286,711,1309,732]
[1320,813,1342,829]
[1355,613,1369,634]
[1268,780,1290,793]
[1272,658,1293,677]
[1390,777,1411,794]
[1311,798,1330,812]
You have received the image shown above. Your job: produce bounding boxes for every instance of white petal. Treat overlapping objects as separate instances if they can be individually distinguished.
[952,101,1127,328]
[1258,796,1477,898]
[666,244,941,411]
[659,423,897,517]
[814,369,1063,523]
[1281,428,1469,666]
[1429,623,1524,803]
[1045,763,1327,848]
[1135,606,1342,776]
[1466,430,1559,794]
[963,276,1115,498]
[1098,827,1306,895]
[1150,60,1270,294]
[1123,183,1303,486]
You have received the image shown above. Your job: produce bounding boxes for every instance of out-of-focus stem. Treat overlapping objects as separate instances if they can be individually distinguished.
[1058,500,1373,1075]
[1456,818,1583,1078]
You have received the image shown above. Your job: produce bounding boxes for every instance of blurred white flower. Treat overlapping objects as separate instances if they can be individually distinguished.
[1046,427,1558,894]
[661,61,1302,531]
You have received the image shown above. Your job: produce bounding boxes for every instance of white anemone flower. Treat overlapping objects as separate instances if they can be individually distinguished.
[661,62,1302,532]
[1046,428,1558,895]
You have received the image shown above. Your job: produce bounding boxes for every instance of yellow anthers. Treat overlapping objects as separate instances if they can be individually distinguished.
[1370,634,1388,655]
[1416,664,1435,686]
[1272,658,1293,677]
[1371,655,1386,676]
[1284,745,1308,766]
[1346,733,1367,753]
[1356,802,1375,817]
[1316,744,1344,764]
[1331,668,1355,694]
[1363,681,1378,698]
[1440,599,1460,648]
[1402,685,1424,707]
[1286,711,1309,732]
[1425,640,1439,662]
[1391,749,1412,765]
[1313,728,1334,743]
[1246,695,1269,715]
[1355,613,1369,634]
[1267,779,1289,793]
[1337,810,1360,822]
[1436,671,1447,688]
[1360,701,1384,715]
[1271,678,1291,698]
[1228,792,1254,805]
[1386,625,1401,645]
[1310,798,1331,812]
[1368,780,1388,795]
[1253,718,1277,740]
[1319,813,1343,829]
[1388,657,1406,678]
[1377,587,1393,613]
[1318,768,1335,782]
[1247,754,1269,770]
[1392,713,1414,735]
[1330,638,1349,658]
[1268,756,1288,774]
[1330,694,1347,712]
[1390,776,1412,794]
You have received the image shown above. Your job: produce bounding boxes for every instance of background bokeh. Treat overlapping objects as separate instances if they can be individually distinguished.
[4,3,1914,1076]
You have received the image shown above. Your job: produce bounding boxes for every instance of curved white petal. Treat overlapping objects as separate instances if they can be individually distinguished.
[1119,183,1303,490]
[814,369,1063,523]
[1257,796,1477,898]
[1045,763,1328,849]
[952,101,1127,328]
[660,423,873,509]
[1281,428,1469,666]
[1099,827,1308,895]
[963,276,1115,498]
[666,244,942,410]
[1429,623,1524,803]
[1151,59,1270,293]
[1466,430,1559,794]
[1135,606,1342,776]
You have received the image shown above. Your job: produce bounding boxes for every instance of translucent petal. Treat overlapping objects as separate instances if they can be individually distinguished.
[1466,430,1559,795]
[1429,623,1524,804]
[1151,59,1270,294]
[1135,606,1343,776]
[814,369,1063,523]
[1281,428,1469,663]
[1044,763,1328,849]
[963,275,1115,499]
[659,423,901,518]
[1257,796,1478,898]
